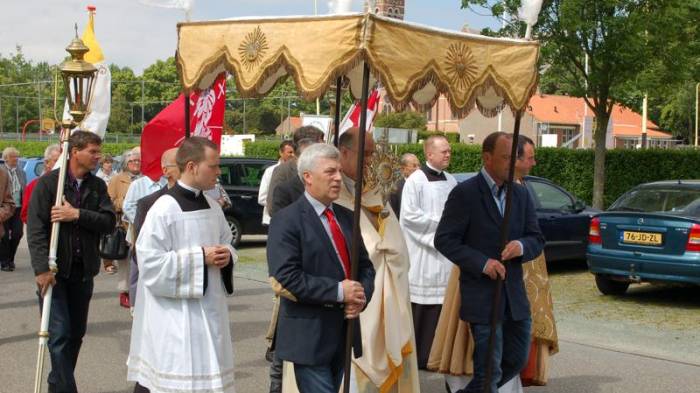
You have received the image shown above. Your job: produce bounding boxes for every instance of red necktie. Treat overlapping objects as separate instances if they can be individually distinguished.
[324,208,351,279]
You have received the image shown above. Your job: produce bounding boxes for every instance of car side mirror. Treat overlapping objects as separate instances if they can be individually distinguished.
[572,199,586,213]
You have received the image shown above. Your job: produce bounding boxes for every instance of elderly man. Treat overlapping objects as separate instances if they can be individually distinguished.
[389,152,420,218]
[259,140,295,225]
[108,148,142,307]
[267,143,375,393]
[0,168,15,250]
[128,148,180,309]
[1,147,27,271]
[336,128,420,392]
[21,144,61,224]
[265,137,318,393]
[399,135,457,371]
[434,132,544,393]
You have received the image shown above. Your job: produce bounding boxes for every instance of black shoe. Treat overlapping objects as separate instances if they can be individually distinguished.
[8,262,15,271]
[0,266,10,272]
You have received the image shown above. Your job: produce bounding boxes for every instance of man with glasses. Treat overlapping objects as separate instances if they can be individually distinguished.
[108,148,142,307]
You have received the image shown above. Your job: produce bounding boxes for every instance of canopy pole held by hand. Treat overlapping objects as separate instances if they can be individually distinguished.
[342,62,370,393]
[333,77,343,147]
[482,109,523,393]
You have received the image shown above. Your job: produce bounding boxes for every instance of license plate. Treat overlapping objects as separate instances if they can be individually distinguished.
[622,231,663,246]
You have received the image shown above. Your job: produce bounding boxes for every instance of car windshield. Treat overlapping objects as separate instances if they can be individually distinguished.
[611,188,700,217]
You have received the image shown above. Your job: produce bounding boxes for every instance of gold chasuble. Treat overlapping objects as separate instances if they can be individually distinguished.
[282,183,419,393]
[336,184,420,393]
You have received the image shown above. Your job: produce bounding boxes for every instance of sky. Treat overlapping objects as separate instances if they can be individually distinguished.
[0,0,500,74]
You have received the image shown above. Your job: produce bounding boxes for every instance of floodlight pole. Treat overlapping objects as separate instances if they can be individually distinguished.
[482,109,523,393]
[342,62,371,393]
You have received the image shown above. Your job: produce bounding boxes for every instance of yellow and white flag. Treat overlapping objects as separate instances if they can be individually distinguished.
[63,7,111,137]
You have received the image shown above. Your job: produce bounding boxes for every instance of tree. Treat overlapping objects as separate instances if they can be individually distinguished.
[374,111,427,129]
[462,0,697,209]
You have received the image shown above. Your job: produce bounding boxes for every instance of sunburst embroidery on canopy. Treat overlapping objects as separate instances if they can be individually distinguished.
[238,26,269,71]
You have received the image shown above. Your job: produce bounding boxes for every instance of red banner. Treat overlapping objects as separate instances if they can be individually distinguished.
[141,73,226,181]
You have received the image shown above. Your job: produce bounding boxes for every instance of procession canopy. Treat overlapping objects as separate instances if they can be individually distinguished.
[177,13,540,117]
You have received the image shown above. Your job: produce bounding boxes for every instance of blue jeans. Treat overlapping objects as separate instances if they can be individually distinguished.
[293,344,345,393]
[39,264,94,393]
[462,318,532,393]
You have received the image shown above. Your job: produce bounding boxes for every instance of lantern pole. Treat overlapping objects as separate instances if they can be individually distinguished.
[34,26,97,393]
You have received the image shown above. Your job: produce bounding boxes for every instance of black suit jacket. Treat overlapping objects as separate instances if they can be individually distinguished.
[434,172,544,324]
[267,196,375,366]
[270,176,304,218]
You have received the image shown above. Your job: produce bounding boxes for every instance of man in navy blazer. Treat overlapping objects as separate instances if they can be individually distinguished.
[435,132,544,393]
[267,143,375,393]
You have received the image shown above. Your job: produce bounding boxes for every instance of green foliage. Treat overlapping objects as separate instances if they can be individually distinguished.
[0,141,137,157]
[417,131,460,143]
[240,140,281,158]
[245,140,700,207]
[374,111,427,129]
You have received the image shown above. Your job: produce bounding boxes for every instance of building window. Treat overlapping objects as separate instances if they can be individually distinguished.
[426,109,432,121]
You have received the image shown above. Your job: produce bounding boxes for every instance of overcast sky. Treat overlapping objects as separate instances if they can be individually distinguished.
[0,0,499,74]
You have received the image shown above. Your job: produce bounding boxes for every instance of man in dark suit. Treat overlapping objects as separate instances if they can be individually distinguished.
[266,126,324,217]
[267,143,375,393]
[434,132,544,393]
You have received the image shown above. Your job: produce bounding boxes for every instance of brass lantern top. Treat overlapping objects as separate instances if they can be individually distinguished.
[60,23,98,127]
[60,24,97,76]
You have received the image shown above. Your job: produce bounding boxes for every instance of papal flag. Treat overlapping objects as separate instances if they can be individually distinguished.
[63,5,111,137]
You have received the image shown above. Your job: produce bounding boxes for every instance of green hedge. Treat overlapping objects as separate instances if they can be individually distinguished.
[244,140,700,207]
[0,141,138,157]
[417,131,460,143]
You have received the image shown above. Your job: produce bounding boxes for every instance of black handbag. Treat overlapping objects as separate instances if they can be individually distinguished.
[99,226,129,260]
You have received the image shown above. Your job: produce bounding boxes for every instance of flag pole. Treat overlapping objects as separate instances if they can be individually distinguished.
[333,77,343,147]
[482,109,524,393]
[342,62,370,393]
[184,92,191,138]
[33,124,71,393]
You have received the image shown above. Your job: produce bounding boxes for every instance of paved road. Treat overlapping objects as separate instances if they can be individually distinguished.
[1,239,699,393]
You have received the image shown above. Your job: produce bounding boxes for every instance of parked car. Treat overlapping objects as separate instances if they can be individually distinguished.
[20,157,44,183]
[587,180,700,295]
[454,173,598,262]
[0,157,44,183]
[218,157,277,246]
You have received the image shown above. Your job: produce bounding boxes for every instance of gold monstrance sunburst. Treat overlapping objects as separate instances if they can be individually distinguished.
[364,136,403,208]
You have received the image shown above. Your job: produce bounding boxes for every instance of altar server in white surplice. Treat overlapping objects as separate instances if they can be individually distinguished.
[128,137,238,393]
[399,135,457,373]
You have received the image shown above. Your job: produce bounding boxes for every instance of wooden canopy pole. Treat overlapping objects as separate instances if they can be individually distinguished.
[342,62,371,393]
[333,77,343,147]
[482,109,524,393]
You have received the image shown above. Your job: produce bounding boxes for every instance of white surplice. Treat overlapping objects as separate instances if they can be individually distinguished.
[399,168,457,304]
[127,192,237,393]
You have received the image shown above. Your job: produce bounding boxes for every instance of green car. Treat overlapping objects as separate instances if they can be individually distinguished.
[587,180,700,295]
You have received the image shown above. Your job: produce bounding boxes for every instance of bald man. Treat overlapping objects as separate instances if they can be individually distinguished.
[128,148,180,308]
[400,135,457,371]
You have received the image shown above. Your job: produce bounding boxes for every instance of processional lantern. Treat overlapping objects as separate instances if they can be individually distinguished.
[59,24,97,128]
